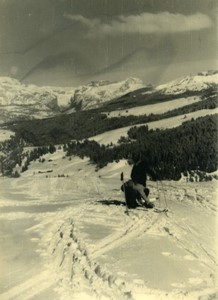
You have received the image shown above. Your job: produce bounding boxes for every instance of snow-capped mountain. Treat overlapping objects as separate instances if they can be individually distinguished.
[0,77,75,123]
[0,71,217,124]
[156,71,218,95]
[0,77,144,123]
[71,77,145,110]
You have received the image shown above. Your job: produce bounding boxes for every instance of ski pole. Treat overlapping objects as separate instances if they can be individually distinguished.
[156,181,161,208]
[120,172,129,215]
[160,180,168,208]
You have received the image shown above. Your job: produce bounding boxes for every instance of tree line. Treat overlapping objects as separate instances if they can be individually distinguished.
[65,114,217,180]
[1,114,217,180]
[0,136,56,176]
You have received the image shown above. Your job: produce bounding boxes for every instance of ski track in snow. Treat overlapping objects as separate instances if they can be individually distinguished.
[34,209,156,300]
[0,172,217,300]
[30,183,216,300]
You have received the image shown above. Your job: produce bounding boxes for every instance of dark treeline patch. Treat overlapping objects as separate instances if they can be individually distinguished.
[1,115,217,180]
[0,136,56,176]
[65,114,217,180]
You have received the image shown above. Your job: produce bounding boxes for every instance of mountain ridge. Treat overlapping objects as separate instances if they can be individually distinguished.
[0,71,217,124]
[71,77,145,111]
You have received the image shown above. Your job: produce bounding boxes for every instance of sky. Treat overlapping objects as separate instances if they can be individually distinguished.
[0,0,217,87]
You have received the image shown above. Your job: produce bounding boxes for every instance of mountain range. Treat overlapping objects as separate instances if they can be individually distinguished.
[0,70,217,124]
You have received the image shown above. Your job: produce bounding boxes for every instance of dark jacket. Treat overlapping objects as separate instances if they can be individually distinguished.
[131,160,157,184]
[131,161,148,185]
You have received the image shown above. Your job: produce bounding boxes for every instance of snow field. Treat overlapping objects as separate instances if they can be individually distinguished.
[33,179,216,300]
[0,154,217,300]
[107,96,201,118]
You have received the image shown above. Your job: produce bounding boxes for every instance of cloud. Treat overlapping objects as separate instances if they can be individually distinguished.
[65,12,212,37]
[65,14,101,29]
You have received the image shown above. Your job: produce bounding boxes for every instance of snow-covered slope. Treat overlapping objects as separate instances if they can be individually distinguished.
[0,154,216,300]
[107,96,201,118]
[156,71,218,95]
[71,77,145,110]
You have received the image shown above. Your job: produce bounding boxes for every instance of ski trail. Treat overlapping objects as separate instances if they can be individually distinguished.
[48,219,134,300]
[162,184,217,270]
[41,203,168,299]
[0,271,54,300]
[162,222,216,270]
[91,210,161,259]
[198,243,217,265]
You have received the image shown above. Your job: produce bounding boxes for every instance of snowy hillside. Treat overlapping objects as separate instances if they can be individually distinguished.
[107,95,201,118]
[71,77,145,110]
[90,108,218,145]
[0,153,216,300]
[156,71,218,95]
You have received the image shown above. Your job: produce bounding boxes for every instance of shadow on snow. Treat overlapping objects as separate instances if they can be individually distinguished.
[96,199,125,206]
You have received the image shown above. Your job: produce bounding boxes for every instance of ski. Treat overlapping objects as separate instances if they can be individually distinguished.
[135,207,168,213]
[130,206,169,217]
[153,207,169,217]
[154,208,168,213]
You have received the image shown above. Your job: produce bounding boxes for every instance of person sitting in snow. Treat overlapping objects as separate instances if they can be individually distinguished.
[121,160,157,209]
[121,179,151,208]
